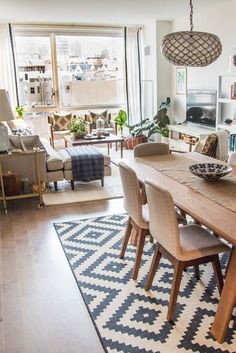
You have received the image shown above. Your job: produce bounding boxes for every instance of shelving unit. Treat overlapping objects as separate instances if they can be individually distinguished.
[216,74,236,151]
[0,150,44,213]
[168,124,212,151]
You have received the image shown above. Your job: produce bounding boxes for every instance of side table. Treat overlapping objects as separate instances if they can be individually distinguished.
[0,150,44,213]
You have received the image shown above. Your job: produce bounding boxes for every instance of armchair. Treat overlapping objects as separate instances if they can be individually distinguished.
[48,112,75,148]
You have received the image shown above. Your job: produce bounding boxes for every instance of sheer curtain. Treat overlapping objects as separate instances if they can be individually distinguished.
[0,23,17,109]
[124,26,144,125]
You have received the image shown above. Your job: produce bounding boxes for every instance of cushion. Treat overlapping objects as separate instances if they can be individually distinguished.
[11,127,32,136]
[53,113,73,131]
[58,148,111,171]
[200,133,218,158]
[89,110,109,129]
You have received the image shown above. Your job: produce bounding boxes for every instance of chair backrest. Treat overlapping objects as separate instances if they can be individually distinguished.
[118,162,143,226]
[134,142,170,157]
[145,179,180,257]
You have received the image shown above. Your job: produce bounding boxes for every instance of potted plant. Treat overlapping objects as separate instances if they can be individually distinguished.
[114,109,127,136]
[70,117,88,139]
[16,105,26,119]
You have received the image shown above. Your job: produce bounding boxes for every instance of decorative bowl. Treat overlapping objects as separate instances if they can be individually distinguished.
[189,163,232,181]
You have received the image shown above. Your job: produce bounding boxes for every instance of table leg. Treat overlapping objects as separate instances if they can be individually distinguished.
[65,140,68,148]
[211,246,236,343]
[121,141,123,159]
[107,142,110,155]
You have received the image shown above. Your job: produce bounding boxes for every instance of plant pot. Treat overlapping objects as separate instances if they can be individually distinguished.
[73,131,87,139]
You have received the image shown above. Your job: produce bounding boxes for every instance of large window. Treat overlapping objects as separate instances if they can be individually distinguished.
[15,36,54,107]
[13,26,125,111]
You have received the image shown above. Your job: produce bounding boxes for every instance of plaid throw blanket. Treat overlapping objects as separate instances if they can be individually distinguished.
[66,147,104,182]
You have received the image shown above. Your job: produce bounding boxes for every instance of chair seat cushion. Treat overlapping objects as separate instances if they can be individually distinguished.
[58,148,111,170]
[179,225,230,261]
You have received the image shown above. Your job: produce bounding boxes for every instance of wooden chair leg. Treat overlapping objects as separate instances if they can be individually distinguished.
[70,180,75,190]
[130,228,138,246]
[101,179,104,187]
[212,254,224,295]
[54,181,58,191]
[120,217,132,259]
[132,228,147,280]
[167,261,185,322]
[145,244,161,291]
[194,265,200,279]
[225,246,234,276]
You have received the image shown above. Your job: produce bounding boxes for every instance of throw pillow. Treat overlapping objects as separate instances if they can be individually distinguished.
[11,127,33,136]
[200,133,218,158]
[53,113,72,131]
[89,110,109,129]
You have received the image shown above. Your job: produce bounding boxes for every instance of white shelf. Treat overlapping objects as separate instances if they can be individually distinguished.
[218,98,236,103]
[217,124,236,134]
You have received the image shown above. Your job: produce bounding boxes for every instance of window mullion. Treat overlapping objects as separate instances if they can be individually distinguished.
[50,34,60,109]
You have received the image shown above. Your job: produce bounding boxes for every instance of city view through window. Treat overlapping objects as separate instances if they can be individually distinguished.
[15,33,125,109]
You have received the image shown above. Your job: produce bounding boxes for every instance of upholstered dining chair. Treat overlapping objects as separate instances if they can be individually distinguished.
[144,179,230,322]
[134,142,170,157]
[118,162,186,281]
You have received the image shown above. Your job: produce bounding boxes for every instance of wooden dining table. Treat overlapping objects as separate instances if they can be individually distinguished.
[124,151,236,344]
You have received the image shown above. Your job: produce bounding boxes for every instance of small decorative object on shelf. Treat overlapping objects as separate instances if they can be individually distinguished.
[230,82,236,99]
[224,119,233,125]
[189,163,232,181]
[2,172,21,196]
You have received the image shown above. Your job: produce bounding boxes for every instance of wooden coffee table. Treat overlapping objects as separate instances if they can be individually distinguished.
[64,133,124,158]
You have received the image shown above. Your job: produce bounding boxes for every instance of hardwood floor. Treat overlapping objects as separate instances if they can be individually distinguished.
[0,198,124,353]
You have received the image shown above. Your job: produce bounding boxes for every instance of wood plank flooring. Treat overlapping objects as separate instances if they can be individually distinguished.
[0,198,124,353]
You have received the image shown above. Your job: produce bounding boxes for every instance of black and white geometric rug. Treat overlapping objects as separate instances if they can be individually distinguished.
[54,214,236,353]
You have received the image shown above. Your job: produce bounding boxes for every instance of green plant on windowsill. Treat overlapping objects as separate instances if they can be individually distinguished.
[16,105,26,119]
[69,117,88,139]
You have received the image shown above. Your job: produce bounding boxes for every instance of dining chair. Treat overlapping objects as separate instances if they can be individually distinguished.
[118,162,186,281]
[144,179,230,322]
[134,142,170,157]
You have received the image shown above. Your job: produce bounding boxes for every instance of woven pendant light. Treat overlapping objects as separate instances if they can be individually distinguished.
[161,0,222,67]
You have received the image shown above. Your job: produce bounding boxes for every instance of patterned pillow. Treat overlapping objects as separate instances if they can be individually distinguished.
[11,127,32,136]
[89,110,109,129]
[53,113,72,131]
[200,133,218,158]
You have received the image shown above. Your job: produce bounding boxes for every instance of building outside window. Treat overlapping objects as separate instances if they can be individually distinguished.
[15,36,54,107]
[13,26,125,112]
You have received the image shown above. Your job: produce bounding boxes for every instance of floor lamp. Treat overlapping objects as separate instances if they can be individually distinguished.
[0,89,15,153]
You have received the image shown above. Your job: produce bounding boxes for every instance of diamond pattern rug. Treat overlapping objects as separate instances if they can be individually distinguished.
[54,214,236,353]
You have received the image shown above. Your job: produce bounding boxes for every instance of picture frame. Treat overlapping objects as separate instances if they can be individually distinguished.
[176,67,187,95]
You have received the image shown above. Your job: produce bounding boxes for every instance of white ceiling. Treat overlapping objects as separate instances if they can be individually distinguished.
[0,0,229,25]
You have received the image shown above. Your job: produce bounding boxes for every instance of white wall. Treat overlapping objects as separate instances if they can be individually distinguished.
[170,0,236,123]
[143,21,157,118]
[143,20,172,119]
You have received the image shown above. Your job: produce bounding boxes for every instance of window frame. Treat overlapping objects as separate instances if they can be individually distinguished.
[12,24,125,113]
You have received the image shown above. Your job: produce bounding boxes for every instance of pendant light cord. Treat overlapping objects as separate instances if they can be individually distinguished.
[190,0,194,31]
